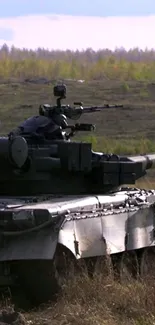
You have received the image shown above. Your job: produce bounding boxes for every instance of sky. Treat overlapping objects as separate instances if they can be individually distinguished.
[0,0,155,51]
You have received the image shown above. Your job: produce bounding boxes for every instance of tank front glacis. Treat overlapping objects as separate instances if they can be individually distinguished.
[0,84,155,305]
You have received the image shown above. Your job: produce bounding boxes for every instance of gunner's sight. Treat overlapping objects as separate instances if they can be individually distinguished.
[53,84,67,99]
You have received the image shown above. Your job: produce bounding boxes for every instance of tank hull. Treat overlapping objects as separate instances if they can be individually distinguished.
[0,188,155,305]
[0,189,155,260]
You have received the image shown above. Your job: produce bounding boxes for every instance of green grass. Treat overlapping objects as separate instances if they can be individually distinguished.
[77,135,155,154]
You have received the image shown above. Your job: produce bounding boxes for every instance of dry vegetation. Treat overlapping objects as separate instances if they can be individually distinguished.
[1,44,155,324]
[2,270,155,325]
[20,274,155,325]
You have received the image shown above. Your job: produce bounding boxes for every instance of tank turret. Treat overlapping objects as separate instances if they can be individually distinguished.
[0,83,154,196]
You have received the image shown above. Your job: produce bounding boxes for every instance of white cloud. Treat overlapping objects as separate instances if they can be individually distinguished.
[0,14,155,50]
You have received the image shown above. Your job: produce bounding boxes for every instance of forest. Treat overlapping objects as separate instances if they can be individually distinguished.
[0,44,155,81]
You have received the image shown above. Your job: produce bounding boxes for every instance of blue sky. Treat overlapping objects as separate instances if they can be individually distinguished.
[0,0,155,50]
[1,0,155,17]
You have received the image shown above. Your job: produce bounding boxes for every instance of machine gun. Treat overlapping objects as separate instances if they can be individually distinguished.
[30,83,122,141]
[10,83,124,143]
[39,83,123,120]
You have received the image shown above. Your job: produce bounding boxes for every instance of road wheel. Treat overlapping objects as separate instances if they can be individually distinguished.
[15,260,60,306]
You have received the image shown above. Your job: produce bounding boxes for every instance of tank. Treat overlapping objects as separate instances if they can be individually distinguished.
[0,83,155,305]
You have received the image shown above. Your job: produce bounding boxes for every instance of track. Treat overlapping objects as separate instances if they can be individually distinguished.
[0,245,154,309]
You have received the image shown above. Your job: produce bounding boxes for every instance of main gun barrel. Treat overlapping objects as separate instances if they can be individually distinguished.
[91,151,155,189]
[126,154,155,178]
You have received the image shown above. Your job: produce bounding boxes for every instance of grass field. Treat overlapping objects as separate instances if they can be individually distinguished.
[1,78,155,324]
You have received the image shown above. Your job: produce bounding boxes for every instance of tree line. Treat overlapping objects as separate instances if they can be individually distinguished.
[0,43,155,81]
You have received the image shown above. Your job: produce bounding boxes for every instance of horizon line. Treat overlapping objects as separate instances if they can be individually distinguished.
[1,13,155,19]
[0,43,155,52]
